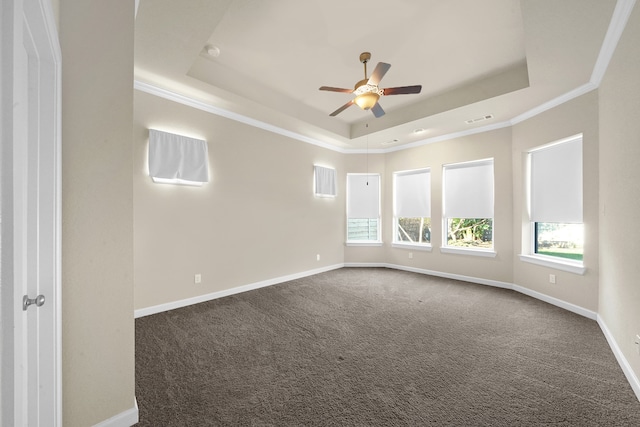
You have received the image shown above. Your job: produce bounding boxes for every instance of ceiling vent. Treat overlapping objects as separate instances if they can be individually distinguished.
[465,114,493,125]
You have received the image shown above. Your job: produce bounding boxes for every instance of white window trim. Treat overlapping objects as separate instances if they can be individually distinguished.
[313,164,337,198]
[346,173,382,244]
[440,246,497,258]
[392,242,433,252]
[519,254,586,275]
[521,223,585,274]
[442,159,495,254]
[346,242,384,247]
[442,217,496,256]
[392,168,431,246]
[393,217,432,247]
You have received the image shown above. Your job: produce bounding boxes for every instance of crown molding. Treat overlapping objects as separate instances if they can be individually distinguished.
[134,80,348,153]
[133,0,636,155]
[591,0,637,85]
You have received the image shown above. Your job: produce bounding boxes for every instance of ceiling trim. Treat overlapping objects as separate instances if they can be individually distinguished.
[134,80,348,153]
[590,0,636,85]
[370,120,514,154]
[510,82,598,126]
[133,0,635,155]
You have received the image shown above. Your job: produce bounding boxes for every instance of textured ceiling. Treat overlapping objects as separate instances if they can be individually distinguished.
[135,0,618,150]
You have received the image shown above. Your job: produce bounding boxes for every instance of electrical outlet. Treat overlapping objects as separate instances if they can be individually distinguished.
[408,252,413,259]
[635,335,640,355]
[549,274,556,284]
[316,254,320,261]
[194,274,202,284]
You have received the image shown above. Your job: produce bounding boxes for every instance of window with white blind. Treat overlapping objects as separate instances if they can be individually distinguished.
[528,135,584,269]
[393,169,431,248]
[442,159,495,255]
[346,174,381,244]
[314,165,337,197]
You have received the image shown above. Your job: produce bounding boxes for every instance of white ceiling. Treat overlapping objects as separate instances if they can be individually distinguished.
[134,0,618,150]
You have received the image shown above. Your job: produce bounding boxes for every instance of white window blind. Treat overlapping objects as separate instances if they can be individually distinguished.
[314,165,337,197]
[347,174,380,218]
[530,136,582,223]
[148,129,209,184]
[443,159,494,218]
[395,169,431,217]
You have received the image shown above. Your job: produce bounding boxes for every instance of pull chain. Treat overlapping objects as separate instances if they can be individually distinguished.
[366,123,369,185]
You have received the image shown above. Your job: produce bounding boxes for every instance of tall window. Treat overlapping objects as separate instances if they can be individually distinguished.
[393,169,431,246]
[346,174,381,244]
[529,135,583,262]
[443,159,494,251]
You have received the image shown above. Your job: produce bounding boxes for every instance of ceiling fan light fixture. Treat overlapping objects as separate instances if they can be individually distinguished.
[354,92,380,110]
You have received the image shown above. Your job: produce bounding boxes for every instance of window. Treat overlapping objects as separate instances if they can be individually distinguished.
[529,135,584,264]
[314,165,337,197]
[148,129,209,186]
[393,169,431,247]
[346,174,381,244]
[442,159,494,254]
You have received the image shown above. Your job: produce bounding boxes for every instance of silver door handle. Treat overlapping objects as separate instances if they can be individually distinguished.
[23,294,45,311]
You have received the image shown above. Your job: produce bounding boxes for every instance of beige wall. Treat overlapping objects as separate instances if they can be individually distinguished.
[599,5,640,383]
[133,91,345,310]
[512,91,600,312]
[60,0,135,425]
[345,128,514,284]
[53,2,640,425]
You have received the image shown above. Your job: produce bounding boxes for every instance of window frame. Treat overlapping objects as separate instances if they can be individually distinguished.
[313,164,337,198]
[392,168,432,251]
[346,173,382,246]
[520,134,586,274]
[441,159,496,257]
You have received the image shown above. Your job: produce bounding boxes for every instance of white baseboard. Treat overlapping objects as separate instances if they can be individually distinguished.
[597,316,640,402]
[93,398,138,427]
[133,262,638,403]
[134,264,344,318]
[512,283,597,319]
[345,262,595,318]
[384,263,513,290]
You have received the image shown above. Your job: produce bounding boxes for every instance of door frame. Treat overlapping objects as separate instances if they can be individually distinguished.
[1,0,62,424]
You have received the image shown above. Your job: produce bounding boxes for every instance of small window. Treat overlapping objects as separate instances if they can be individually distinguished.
[314,165,337,197]
[529,135,583,263]
[393,169,431,246]
[346,174,381,244]
[442,159,494,251]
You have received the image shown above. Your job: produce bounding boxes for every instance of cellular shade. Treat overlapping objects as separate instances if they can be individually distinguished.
[314,165,337,197]
[148,129,209,184]
[347,174,380,218]
[531,136,582,223]
[395,169,431,218]
[443,159,494,218]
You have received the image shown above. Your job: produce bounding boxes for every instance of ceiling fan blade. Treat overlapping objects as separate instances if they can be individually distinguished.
[383,85,422,95]
[319,86,353,93]
[371,102,385,118]
[368,62,391,86]
[329,100,355,116]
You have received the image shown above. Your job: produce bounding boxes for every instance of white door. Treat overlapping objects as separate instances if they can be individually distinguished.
[1,0,61,425]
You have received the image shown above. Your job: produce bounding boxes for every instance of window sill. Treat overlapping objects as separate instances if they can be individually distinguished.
[346,241,383,247]
[519,254,586,275]
[392,242,433,252]
[440,247,497,258]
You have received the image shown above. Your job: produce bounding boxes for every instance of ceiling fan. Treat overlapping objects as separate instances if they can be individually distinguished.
[319,52,422,118]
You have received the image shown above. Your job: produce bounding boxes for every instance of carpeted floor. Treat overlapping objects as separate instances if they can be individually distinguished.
[135,268,640,426]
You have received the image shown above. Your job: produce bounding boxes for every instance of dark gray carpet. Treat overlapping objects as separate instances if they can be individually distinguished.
[135,268,640,426]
